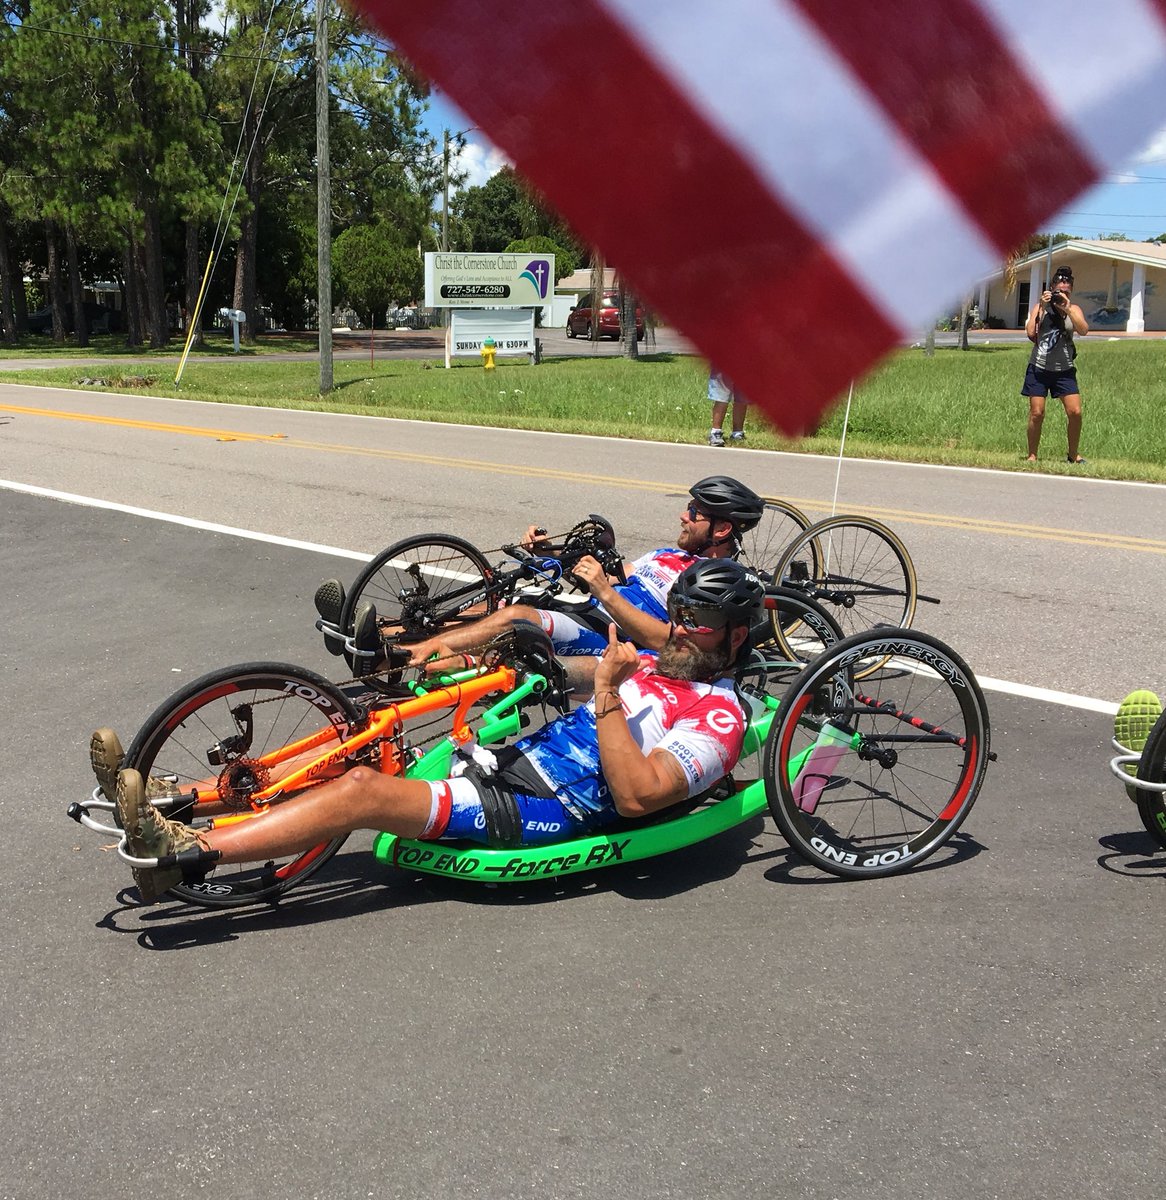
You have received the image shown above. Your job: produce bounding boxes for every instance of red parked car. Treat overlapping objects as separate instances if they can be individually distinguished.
[565,292,645,340]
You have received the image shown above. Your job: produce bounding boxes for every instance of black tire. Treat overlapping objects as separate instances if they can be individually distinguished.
[764,629,991,878]
[1134,709,1166,847]
[123,663,361,907]
[340,533,497,642]
[738,588,844,699]
[565,322,576,339]
[772,516,917,675]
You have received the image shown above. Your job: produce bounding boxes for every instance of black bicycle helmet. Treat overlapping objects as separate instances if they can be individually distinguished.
[688,476,765,532]
[667,558,765,629]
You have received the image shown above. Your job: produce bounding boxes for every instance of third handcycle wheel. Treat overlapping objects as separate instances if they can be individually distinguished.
[340,533,497,641]
[764,628,991,879]
[736,499,816,582]
[771,516,918,662]
[123,663,361,907]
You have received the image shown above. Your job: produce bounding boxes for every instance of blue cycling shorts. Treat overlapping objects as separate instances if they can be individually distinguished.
[419,777,583,845]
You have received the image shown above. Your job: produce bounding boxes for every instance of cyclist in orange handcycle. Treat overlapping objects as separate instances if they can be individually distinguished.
[92,560,764,903]
[328,475,767,676]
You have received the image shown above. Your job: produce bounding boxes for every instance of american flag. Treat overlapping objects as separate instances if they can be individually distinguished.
[354,0,1166,434]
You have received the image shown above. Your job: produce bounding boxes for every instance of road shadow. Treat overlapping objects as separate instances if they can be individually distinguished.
[97,821,990,950]
[1097,828,1166,878]
[97,817,776,951]
[761,829,986,886]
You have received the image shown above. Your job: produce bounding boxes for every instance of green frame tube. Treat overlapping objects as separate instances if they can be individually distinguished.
[371,689,809,883]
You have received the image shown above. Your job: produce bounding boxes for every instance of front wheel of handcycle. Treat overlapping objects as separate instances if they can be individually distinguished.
[764,628,991,878]
[1134,709,1166,848]
[122,662,362,907]
[340,533,497,642]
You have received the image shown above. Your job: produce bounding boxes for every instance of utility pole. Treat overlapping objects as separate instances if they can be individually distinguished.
[441,128,450,252]
[316,0,332,392]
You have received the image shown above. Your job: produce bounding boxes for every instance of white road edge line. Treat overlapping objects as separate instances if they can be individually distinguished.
[1,478,372,563]
[4,476,1123,714]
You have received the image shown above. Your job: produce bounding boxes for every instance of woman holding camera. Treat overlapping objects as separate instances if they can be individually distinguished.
[1022,266,1089,464]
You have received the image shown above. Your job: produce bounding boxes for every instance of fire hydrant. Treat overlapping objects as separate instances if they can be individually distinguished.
[480,336,497,370]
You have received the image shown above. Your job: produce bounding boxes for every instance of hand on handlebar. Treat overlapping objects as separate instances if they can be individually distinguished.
[406,640,464,674]
[519,524,551,552]
[568,554,617,598]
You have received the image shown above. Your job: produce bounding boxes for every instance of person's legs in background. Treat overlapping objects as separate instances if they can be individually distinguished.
[1025,393,1046,461]
[1060,391,1084,463]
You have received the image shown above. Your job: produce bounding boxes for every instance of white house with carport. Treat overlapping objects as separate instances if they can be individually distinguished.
[973,239,1166,332]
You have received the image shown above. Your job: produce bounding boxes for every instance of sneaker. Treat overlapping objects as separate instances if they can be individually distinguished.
[314,578,347,657]
[730,430,746,442]
[89,728,124,801]
[1115,690,1163,800]
[708,429,725,447]
[115,769,205,903]
[347,599,383,677]
[90,727,182,805]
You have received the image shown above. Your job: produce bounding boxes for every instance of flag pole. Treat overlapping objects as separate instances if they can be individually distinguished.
[829,380,855,518]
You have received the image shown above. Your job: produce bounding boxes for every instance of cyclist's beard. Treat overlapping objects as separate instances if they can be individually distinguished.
[678,524,736,557]
[656,636,732,682]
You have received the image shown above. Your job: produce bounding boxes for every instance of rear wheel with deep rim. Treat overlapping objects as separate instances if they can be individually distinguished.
[341,533,497,642]
[123,663,361,907]
[765,629,990,878]
[1134,709,1166,847]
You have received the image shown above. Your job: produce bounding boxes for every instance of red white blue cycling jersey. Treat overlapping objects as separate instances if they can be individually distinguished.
[611,548,700,621]
[513,657,746,823]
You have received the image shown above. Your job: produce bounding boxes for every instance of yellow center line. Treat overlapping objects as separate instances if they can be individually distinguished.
[0,403,288,443]
[6,402,1164,555]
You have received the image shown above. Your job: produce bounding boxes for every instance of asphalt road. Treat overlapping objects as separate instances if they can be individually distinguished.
[2,387,1165,1199]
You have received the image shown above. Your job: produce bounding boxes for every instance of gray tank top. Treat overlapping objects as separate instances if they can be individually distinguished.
[1029,306,1076,372]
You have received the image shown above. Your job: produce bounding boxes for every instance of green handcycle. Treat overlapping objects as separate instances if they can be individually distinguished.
[68,623,993,907]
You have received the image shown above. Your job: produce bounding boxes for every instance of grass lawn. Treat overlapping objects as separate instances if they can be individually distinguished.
[1,336,1162,483]
[0,331,321,357]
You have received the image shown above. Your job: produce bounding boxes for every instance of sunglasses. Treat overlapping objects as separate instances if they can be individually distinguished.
[668,600,729,635]
[685,502,712,523]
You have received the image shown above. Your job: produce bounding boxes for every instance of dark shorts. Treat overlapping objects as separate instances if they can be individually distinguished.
[1022,364,1080,399]
[443,778,582,845]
